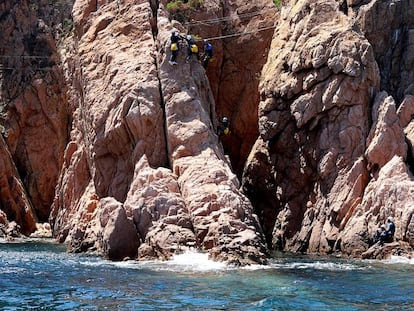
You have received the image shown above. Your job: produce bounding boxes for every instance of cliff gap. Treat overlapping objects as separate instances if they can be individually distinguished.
[1,0,414,263]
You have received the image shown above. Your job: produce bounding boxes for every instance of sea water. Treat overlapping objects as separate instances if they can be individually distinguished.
[0,238,413,310]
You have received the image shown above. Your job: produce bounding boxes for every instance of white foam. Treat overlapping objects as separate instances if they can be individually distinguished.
[164,249,227,272]
[384,255,414,265]
[95,249,228,272]
[271,261,361,271]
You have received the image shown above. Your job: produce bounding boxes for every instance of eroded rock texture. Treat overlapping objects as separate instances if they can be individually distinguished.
[352,0,414,102]
[2,0,414,263]
[196,0,277,176]
[0,0,68,228]
[242,0,414,258]
[49,0,268,265]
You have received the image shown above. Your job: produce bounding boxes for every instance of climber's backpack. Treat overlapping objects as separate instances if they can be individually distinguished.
[191,44,198,53]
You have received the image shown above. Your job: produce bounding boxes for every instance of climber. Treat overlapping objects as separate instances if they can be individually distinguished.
[217,116,230,136]
[185,34,199,62]
[201,39,213,69]
[385,216,395,242]
[169,30,181,65]
[372,224,387,245]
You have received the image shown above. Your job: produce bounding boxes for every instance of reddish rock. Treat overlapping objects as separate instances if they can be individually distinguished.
[100,197,140,261]
[243,0,380,255]
[365,91,407,171]
[0,135,37,235]
[162,0,277,175]
[0,0,68,223]
[124,156,196,260]
[4,0,414,264]
[361,241,414,260]
[340,156,414,256]
[49,0,267,265]
[353,0,414,102]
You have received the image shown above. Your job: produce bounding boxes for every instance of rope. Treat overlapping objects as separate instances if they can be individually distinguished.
[199,25,276,42]
[185,8,275,26]
[0,9,277,67]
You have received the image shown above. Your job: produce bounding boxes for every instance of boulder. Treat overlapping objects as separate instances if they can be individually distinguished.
[100,198,140,261]
[124,156,196,260]
[340,156,414,256]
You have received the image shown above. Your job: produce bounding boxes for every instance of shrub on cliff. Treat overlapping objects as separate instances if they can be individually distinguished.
[166,0,204,24]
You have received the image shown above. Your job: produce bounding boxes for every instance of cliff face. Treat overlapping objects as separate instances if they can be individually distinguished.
[242,0,414,257]
[47,0,269,264]
[1,0,414,263]
[0,0,68,233]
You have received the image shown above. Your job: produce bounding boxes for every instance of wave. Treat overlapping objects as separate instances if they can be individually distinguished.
[383,255,414,265]
[79,248,229,273]
[81,250,364,273]
[269,260,363,271]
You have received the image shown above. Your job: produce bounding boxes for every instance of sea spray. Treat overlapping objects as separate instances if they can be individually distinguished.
[1,240,413,310]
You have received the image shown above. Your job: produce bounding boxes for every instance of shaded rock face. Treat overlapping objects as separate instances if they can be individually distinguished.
[351,0,414,103]
[188,0,277,176]
[163,0,277,176]
[0,1,68,225]
[0,135,36,235]
[242,0,414,258]
[49,0,268,264]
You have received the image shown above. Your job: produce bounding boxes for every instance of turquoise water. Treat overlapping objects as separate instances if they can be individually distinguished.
[0,239,413,310]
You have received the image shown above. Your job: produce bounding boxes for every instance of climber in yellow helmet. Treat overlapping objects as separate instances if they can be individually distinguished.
[217,116,230,136]
[169,30,182,65]
[184,35,199,62]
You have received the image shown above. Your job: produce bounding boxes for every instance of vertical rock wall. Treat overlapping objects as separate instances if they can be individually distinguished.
[0,1,68,228]
[243,0,414,257]
[49,0,268,264]
[181,0,277,176]
[352,0,414,102]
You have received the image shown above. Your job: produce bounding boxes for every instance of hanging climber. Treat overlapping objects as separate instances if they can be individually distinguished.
[185,35,199,62]
[201,39,213,69]
[217,116,230,136]
[169,30,181,65]
[385,216,395,242]
[372,224,387,245]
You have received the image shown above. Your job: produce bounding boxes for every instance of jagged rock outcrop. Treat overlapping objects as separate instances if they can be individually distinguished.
[49,0,267,265]
[242,0,414,259]
[2,0,414,263]
[50,0,168,255]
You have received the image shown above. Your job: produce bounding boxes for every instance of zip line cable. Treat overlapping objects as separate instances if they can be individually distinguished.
[0,66,55,71]
[0,8,277,69]
[200,25,276,42]
[185,7,276,26]
[0,24,276,62]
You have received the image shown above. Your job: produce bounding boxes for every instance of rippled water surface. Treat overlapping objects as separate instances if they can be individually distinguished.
[1,239,413,310]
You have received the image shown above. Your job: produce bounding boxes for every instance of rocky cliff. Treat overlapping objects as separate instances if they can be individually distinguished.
[1,0,414,263]
[243,0,414,257]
